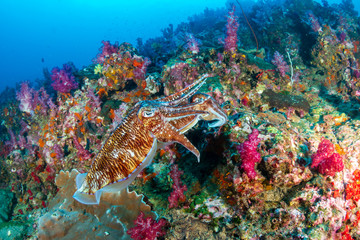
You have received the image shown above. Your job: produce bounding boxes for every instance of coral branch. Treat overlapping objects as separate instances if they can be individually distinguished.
[311,138,344,177]
[127,211,168,240]
[51,64,78,93]
[168,164,187,208]
[224,5,239,53]
[236,128,261,180]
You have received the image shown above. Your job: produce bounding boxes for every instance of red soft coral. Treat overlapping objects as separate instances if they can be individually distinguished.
[346,170,360,202]
[72,136,92,161]
[311,138,344,177]
[127,212,168,240]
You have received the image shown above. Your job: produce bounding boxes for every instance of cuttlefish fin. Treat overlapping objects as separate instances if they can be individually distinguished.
[157,123,200,162]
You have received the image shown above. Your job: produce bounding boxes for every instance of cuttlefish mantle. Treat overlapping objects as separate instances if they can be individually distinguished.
[73,74,228,205]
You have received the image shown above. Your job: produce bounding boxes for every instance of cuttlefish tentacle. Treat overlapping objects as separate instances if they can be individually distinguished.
[160,74,208,105]
[73,74,227,205]
[161,107,208,121]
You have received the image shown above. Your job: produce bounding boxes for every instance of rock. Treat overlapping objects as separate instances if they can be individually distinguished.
[0,190,15,223]
[0,221,29,240]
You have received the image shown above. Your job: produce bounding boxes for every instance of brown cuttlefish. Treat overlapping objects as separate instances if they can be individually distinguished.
[73,74,227,204]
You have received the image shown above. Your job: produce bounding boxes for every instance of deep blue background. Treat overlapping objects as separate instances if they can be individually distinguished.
[0,0,226,91]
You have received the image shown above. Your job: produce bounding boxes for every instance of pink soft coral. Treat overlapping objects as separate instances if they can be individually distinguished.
[311,138,344,177]
[186,33,200,54]
[236,128,261,180]
[16,83,51,115]
[72,136,92,161]
[127,211,168,240]
[271,51,290,78]
[133,56,151,80]
[224,5,239,53]
[168,164,187,208]
[51,64,78,93]
[94,40,119,63]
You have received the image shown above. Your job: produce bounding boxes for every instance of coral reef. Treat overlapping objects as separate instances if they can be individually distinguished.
[0,189,15,223]
[1,0,360,239]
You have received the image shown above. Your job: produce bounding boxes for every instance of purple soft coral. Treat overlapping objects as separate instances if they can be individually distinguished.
[16,82,35,114]
[127,211,168,240]
[186,33,200,54]
[51,64,78,93]
[272,51,290,78]
[236,128,261,180]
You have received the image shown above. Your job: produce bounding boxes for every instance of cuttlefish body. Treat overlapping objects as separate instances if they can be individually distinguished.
[73,74,227,205]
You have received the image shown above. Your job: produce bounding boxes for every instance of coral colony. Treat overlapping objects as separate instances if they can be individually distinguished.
[2,0,360,239]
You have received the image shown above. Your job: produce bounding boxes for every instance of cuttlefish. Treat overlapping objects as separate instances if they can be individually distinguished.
[73,74,227,205]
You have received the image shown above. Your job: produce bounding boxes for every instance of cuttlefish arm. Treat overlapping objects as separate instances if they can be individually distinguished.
[73,106,157,205]
[166,93,228,133]
[189,93,228,127]
[159,74,208,106]
[155,122,201,162]
[137,102,206,162]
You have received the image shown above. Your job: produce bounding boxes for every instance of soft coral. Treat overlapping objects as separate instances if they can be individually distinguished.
[311,138,344,177]
[127,212,168,240]
[51,63,78,93]
[168,164,187,208]
[94,40,119,63]
[236,128,261,179]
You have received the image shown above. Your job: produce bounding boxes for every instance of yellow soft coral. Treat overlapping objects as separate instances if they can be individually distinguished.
[94,64,103,74]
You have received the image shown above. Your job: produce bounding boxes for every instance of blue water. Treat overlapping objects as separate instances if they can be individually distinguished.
[0,0,226,92]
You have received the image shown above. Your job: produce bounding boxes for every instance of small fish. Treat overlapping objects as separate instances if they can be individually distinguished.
[73,75,227,204]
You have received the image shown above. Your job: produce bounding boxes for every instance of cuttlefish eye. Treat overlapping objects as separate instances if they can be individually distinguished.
[192,97,203,103]
[190,93,208,103]
[142,110,155,117]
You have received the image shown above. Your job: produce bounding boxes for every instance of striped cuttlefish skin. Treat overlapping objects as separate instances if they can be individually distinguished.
[73,74,228,205]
